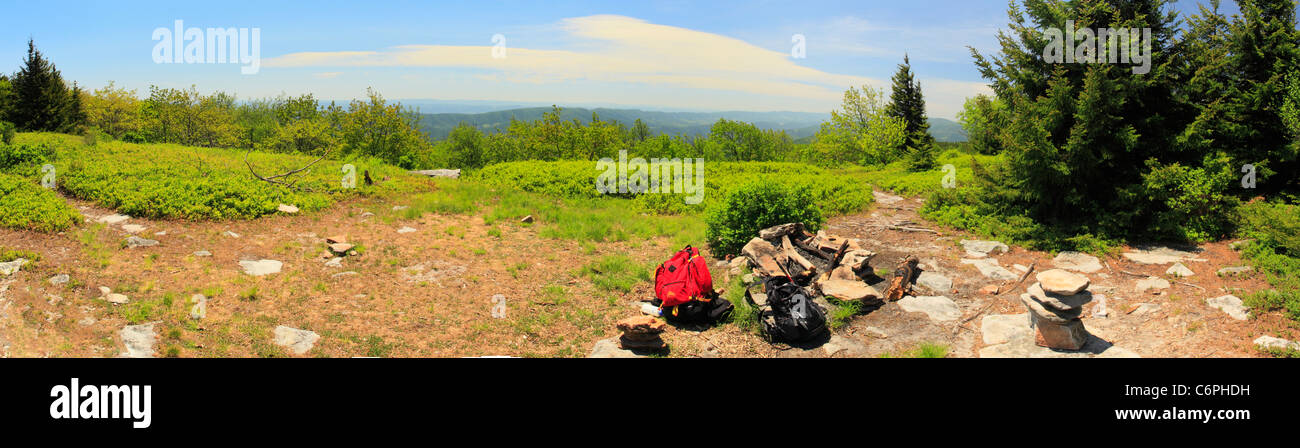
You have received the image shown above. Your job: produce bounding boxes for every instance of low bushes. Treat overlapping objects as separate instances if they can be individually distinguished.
[0,173,80,232]
[1238,201,1300,320]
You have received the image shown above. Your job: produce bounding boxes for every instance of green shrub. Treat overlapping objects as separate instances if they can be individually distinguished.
[1238,201,1300,321]
[0,141,56,171]
[705,181,823,256]
[0,173,80,232]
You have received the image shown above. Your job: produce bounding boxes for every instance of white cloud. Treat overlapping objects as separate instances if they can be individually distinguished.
[264,14,989,117]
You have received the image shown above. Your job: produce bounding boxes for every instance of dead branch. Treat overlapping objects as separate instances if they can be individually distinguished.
[867,224,940,234]
[998,262,1036,296]
[244,147,323,192]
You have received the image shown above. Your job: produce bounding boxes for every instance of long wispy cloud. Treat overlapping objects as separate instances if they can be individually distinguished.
[264,15,989,117]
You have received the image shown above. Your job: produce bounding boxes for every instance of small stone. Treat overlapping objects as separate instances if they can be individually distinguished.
[0,258,28,276]
[154,231,166,236]
[125,236,159,248]
[1206,295,1249,321]
[397,227,417,234]
[224,231,240,238]
[1129,303,1161,316]
[277,204,299,214]
[1026,282,1094,310]
[193,250,212,257]
[897,295,962,322]
[326,235,348,244]
[979,285,1000,295]
[48,274,70,286]
[1217,266,1252,277]
[78,316,96,326]
[960,239,1008,258]
[239,259,283,276]
[1134,277,1170,294]
[331,271,359,278]
[1052,251,1103,273]
[1166,263,1194,277]
[520,215,535,223]
[1036,269,1090,295]
[105,293,130,304]
[743,274,755,285]
[121,224,146,234]
[328,243,354,254]
[325,257,343,268]
[98,286,112,296]
[272,326,320,355]
[120,323,157,358]
[1090,295,1109,318]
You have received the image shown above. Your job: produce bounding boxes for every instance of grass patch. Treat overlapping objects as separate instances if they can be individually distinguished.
[879,342,950,358]
[579,255,654,293]
[0,172,80,232]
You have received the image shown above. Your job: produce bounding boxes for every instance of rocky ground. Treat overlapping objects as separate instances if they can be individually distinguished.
[1,190,1296,358]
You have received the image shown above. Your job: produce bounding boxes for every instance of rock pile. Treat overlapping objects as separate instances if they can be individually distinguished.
[616,316,667,351]
[1020,269,1094,350]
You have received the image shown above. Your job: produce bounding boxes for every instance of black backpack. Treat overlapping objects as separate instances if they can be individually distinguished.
[653,296,734,325]
[760,276,827,343]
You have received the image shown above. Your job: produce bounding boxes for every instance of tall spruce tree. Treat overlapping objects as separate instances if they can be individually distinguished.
[10,39,81,132]
[969,0,1187,238]
[885,54,936,171]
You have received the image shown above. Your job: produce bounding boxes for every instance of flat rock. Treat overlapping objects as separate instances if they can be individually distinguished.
[98,214,131,225]
[120,324,157,358]
[588,338,641,358]
[897,295,962,322]
[48,274,70,285]
[1027,282,1094,310]
[125,236,159,248]
[1166,263,1194,277]
[1052,251,1103,273]
[121,224,146,234]
[239,259,283,276]
[194,250,212,257]
[331,271,359,278]
[872,191,903,204]
[1253,336,1300,352]
[916,271,952,293]
[324,257,343,268]
[272,326,320,355]
[741,238,784,276]
[1036,269,1090,295]
[328,243,354,254]
[1217,266,1252,276]
[223,231,240,238]
[277,204,299,214]
[105,293,130,304]
[616,316,666,334]
[981,313,1031,345]
[410,169,461,178]
[1134,277,1170,294]
[1122,246,1203,265]
[820,279,881,302]
[0,258,27,276]
[397,227,417,234]
[1206,295,1249,321]
[960,239,1008,258]
[1129,303,1162,316]
[960,258,1018,281]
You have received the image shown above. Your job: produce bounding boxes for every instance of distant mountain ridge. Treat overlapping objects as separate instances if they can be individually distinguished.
[416,105,967,143]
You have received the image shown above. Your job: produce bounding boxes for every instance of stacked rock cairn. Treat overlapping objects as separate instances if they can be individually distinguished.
[616,316,667,351]
[1020,269,1094,350]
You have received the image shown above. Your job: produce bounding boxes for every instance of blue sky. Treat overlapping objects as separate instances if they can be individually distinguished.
[0,0,1254,119]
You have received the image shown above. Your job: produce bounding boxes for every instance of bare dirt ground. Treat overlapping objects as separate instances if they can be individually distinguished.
[0,191,1291,358]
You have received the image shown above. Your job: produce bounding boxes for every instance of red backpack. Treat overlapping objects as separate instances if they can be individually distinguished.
[653,246,714,308]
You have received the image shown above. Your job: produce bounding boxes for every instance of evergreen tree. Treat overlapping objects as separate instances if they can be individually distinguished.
[885,54,936,171]
[11,39,79,132]
[969,0,1189,237]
